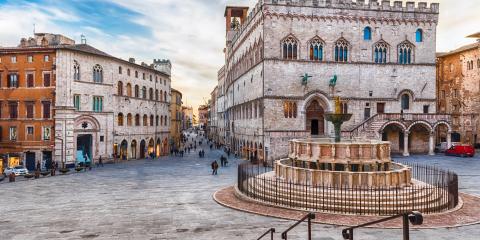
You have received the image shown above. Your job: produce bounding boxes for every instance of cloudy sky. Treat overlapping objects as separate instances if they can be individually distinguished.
[0,0,478,114]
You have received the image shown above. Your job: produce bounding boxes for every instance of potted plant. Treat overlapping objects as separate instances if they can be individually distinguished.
[75,166,84,172]
[41,171,50,176]
[59,168,69,174]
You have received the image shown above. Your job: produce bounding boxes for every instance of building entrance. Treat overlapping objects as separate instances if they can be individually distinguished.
[76,134,93,165]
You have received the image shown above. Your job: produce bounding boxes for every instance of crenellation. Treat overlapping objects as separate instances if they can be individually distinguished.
[262,0,439,13]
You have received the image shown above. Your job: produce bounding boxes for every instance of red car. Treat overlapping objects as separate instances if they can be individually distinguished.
[445,145,475,157]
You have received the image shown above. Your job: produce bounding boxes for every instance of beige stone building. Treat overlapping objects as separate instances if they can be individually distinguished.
[211,0,452,162]
[54,37,171,166]
[437,33,480,145]
[170,88,183,150]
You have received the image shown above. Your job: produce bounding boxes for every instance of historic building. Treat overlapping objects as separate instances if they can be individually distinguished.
[437,33,480,145]
[182,106,194,130]
[213,0,452,162]
[0,33,172,169]
[54,42,171,166]
[0,33,60,171]
[208,86,217,141]
[198,104,209,130]
[170,88,183,150]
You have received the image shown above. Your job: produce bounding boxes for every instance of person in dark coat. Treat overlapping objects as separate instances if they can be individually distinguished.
[99,156,104,167]
[211,161,219,175]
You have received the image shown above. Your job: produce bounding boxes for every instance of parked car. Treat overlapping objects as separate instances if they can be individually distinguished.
[435,142,460,153]
[445,145,475,157]
[4,166,29,176]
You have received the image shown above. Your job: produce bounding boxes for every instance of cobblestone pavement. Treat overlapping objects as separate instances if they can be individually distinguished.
[1,135,479,239]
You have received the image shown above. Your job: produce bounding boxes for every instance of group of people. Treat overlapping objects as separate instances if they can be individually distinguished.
[198,150,206,158]
[211,155,229,175]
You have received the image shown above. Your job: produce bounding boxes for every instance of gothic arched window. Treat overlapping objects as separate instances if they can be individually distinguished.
[117,81,123,96]
[150,115,154,126]
[134,85,139,98]
[401,94,410,110]
[363,27,372,40]
[126,83,132,97]
[127,113,132,126]
[282,35,298,60]
[416,29,423,42]
[334,38,349,62]
[135,114,140,126]
[73,60,80,81]
[143,114,148,126]
[374,41,388,64]
[309,37,324,61]
[398,41,414,64]
[149,88,153,100]
[118,113,124,126]
[155,89,159,101]
[93,64,103,83]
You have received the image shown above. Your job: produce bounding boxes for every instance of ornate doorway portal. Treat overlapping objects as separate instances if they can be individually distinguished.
[306,100,325,136]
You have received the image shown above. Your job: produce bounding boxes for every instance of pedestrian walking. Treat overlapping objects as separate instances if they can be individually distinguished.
[99,156,104,167]
[211,160,219,175]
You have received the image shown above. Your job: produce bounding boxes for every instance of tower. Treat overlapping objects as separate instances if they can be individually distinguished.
[224,6,249,43]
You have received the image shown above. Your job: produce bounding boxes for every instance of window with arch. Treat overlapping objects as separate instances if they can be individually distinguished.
[334,38,349,62]
[73,60,80,81]
[143,114,148,126]
[160,115,164,126]
[93,64,103,83]
[118,66,122,74]
[126,83,132,97]
[164,93,167,102]
[117,81,123,96]
[127,113,132,126]
[135,71,138,78]
[282,35,298,60]
[309,37,324,61]
[155,89,159,101]
[401,94,410,110]
[135,114,140,126]
[156,115,159,126]
[374,41,388,64]
[477,59,480,68]
[118,113,124,126]
[149,88,153,100]
[134,85,139,98]
[283,101,297,118]
[415,29,423,42]
[150,115,154,126]
[363,27,372,40]
[142,86,147,99]
[165,116,168,126]
[160,90,163,102]
[398,41,413,64]
[127,69,131,76]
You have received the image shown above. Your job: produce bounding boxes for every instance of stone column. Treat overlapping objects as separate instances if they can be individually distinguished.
[447,131,452,149]
[403,131,410,157]
[428,132,435,156]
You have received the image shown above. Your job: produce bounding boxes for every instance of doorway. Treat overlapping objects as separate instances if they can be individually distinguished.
[306,99,325,136]
[76,134,93,164]
[43,151,52,169]
[311,120,319,135]
[140,140,146,159]
[25,152,35,171]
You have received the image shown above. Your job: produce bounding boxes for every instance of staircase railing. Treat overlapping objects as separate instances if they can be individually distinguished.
[341,211,423,240]
[257,228,275,240]
[281,212,315,240]
[342,114,379,138]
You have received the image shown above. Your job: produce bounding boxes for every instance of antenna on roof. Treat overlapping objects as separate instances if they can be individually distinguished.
[81,34,87,44]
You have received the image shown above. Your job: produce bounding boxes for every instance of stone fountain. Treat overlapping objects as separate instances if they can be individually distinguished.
[325,96,352,142]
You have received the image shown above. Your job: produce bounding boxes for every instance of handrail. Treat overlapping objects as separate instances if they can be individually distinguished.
[341,211,423,240]
[257,228,275,240]
[281,212,315,240]
[342,114,379,134]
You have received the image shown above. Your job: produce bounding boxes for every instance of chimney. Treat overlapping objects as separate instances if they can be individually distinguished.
[129,58,135,63]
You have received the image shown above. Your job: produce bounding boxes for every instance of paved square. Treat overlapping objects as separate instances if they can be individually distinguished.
[1,138,480,239]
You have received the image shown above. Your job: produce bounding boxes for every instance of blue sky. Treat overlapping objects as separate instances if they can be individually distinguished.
[0,0,478,113]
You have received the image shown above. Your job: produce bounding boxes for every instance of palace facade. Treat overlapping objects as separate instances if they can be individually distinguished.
[211,0,452,162]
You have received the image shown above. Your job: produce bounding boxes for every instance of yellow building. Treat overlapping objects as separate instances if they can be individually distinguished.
[170,89,183,150]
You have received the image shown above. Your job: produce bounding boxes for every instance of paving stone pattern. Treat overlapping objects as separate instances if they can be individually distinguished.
[1,134,480,239]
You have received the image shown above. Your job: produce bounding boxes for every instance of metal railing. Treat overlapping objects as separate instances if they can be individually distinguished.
[238,162,458,215]
[281,213,315,240]
[257,228,275,240]
[342,211,424,240]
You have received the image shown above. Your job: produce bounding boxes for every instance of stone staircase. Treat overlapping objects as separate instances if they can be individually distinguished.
[241,172,451,216]
[341,113,452,140]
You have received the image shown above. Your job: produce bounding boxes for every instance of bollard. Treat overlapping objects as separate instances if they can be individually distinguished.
[9,172,15,182]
